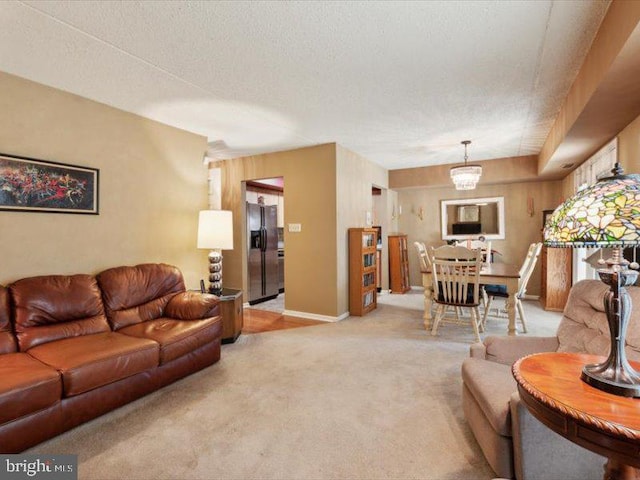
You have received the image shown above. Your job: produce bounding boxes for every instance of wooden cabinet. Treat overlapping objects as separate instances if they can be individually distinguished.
[218,288,243,344]
[540,246,572,311]
[389,234,410,294]
[349,228,378,316]
[376,249,382,292]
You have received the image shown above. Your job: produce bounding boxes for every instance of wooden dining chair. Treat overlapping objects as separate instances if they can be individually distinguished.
[429,245,483,342]
[413,241,431,270]
[467,239,492,266]
[482,242,542,333]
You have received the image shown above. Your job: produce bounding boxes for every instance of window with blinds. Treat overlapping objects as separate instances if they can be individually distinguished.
[573,138,617,192]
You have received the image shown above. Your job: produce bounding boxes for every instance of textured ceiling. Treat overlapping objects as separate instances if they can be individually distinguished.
[0,1,610,169]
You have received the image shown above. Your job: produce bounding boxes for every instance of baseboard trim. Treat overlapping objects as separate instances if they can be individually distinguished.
[410,286,424,291]
[283,310,349,323]
[523,294,540,300]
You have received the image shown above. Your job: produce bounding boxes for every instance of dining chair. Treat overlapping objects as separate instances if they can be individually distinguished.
[467,239,492,266]
[429,245,483,342]
[482,242,542,333]
[413,241,431,269]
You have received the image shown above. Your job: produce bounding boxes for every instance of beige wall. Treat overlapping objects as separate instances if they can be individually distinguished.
[0,72,209,287]
[215,144,338,317]
[336,145,389,314]
[397,180,563,296]
[215,143,388,318]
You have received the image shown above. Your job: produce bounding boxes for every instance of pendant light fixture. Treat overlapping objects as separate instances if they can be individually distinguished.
[450,140,482,190]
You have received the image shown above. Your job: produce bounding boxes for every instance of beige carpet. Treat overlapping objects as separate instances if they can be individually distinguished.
[29,291,561,480]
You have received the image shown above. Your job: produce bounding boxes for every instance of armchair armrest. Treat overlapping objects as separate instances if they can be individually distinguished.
[469,342,487,359]
[477,335,559,365]
[165,292,220,320]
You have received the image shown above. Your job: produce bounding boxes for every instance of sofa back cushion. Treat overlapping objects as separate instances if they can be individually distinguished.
[97,263,186,330]
[557,279,640,362]
[0,286,17,353]
[10,275,110,351]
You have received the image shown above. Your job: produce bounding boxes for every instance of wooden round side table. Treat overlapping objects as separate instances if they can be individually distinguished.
[513,352,640,480]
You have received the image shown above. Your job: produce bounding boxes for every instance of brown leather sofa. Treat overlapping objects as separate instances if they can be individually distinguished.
[0,263,222,453]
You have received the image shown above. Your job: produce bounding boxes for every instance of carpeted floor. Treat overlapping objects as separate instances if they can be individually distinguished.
[29,291,561,480]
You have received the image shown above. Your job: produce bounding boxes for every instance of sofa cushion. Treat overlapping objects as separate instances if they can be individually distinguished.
[10,274,110,351]
[118,317,221,364]
[461,358,515,437]
[27,332,159,397]
[97,264,186,330]
[0,353,61,425]
[557,280,640,362]
[0,286,17,354]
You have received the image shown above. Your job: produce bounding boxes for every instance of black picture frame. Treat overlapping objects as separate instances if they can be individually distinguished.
[0,153,99,214]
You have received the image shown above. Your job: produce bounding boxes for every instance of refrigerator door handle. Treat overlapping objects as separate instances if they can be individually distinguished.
[261,227,267,252]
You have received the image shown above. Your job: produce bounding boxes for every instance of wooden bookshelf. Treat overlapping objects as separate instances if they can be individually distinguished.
[389,233,410,294]
[349,228,378,316]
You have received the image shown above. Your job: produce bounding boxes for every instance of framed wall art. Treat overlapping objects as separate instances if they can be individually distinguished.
[0,153,99,214]
[457,204,480,223]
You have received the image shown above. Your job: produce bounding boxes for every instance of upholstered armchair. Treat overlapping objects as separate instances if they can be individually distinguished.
[461,279,640,479]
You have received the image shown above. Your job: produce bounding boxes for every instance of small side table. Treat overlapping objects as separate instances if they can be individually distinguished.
[216,288,243,344]
[513,352,640,480]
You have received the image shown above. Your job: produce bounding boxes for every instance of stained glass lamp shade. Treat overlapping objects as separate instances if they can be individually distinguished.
[543,164,640,397]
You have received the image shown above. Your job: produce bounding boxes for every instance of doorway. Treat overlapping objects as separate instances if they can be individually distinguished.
[243,177,285,314]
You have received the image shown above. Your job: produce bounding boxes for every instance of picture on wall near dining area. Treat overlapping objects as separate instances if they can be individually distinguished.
[0,153,99,214]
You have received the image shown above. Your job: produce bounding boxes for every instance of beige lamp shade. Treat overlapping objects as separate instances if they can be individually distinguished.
[197,210,234,250]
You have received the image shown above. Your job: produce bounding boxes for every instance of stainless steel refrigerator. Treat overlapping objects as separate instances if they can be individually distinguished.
[247,202,279,304]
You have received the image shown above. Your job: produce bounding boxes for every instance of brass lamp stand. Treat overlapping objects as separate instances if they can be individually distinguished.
[582,247,640,397]
[543,163,640,398]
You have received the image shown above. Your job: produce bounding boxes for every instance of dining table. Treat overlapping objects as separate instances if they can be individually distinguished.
[420,262,521,335]
[513,352,640,479]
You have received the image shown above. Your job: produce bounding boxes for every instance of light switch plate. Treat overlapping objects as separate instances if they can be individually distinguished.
[288,223,302,232]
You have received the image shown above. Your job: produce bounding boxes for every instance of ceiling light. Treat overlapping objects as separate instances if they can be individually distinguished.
[450,140,482,190]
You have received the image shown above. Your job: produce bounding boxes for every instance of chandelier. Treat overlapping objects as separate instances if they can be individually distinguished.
[450,140,482,190]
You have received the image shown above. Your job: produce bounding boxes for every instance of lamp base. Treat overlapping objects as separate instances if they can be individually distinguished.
[208,287,222,296]
[581,363,640,398]
[207,250,223,295]
[581,249,640,397]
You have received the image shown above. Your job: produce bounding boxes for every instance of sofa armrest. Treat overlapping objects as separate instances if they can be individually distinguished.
[481,335,559,366]
[510,392,604,480]
[165,292,220,320]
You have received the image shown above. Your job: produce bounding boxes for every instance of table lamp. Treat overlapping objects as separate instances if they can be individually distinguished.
[543,163,640,397]
[197,210,234,295]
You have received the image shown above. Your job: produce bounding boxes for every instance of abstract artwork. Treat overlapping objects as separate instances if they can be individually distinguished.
[0,153,99,214]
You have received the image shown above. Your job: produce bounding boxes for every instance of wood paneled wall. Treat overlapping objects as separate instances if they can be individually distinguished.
[397,180,563,296]
[389,155,540,189]
[538,1,640,176]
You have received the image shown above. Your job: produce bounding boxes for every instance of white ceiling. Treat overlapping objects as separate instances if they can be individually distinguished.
[0,1,610,169]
